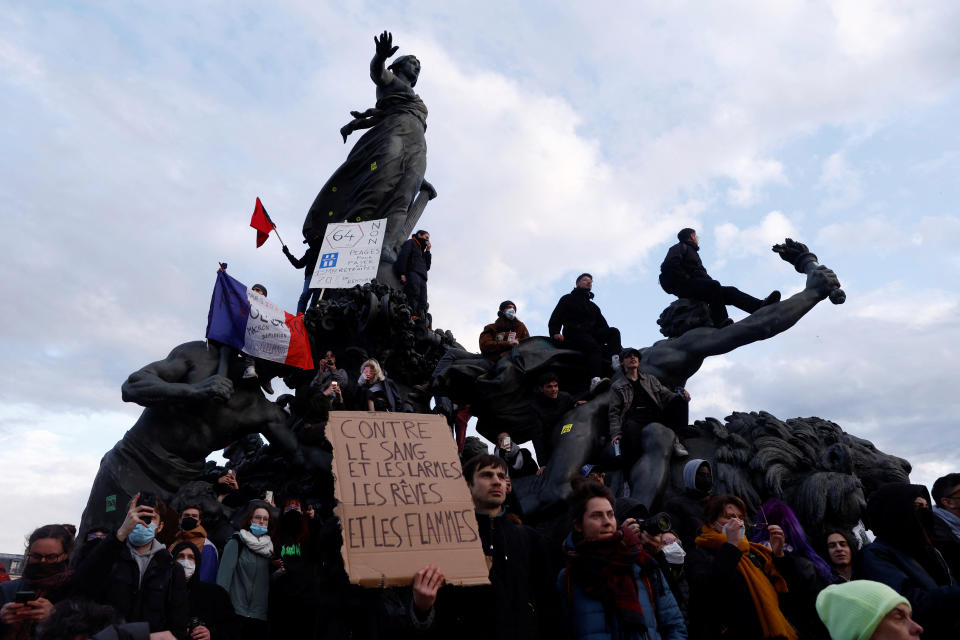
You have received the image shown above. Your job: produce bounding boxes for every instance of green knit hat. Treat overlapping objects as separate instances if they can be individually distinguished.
[815,580,909,640]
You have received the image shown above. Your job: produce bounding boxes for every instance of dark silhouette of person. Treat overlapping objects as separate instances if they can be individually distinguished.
[660,228,780,327]
[548,273,622,380]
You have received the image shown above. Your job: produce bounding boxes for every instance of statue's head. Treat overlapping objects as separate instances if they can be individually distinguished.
[389,55,421,86]
[657,298,713,337]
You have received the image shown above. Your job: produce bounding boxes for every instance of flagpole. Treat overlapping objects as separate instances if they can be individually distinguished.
[271,226,286,247]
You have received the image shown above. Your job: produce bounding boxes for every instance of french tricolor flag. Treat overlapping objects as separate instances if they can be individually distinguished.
[206,270,314,370]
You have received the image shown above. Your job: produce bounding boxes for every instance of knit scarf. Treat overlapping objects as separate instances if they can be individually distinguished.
[564,528,656,635]
[238,529,274,557]
[934,505,960,540]
[172,524,208,553]
[695,526,798,640]
[11,568,73,640]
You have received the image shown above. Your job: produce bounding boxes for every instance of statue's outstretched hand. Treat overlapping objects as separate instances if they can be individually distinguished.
[374,30,399,58]
[806,265,840,300]
[193,375,234,401]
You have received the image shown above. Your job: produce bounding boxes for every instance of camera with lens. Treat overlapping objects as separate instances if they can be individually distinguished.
[187,617,205,632]
[640,512,673,536]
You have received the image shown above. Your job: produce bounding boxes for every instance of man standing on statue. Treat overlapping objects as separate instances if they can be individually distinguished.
[660,228,780,327]
[548,273,622,381]
[394,229,431,320]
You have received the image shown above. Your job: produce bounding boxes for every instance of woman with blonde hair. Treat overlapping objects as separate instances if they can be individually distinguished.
[358,358,395,411]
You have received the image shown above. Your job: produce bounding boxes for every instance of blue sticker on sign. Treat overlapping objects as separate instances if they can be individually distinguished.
[319,253,338,269]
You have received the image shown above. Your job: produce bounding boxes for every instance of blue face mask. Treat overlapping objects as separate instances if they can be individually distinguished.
[128,522,157,547]
[250,524,269,537]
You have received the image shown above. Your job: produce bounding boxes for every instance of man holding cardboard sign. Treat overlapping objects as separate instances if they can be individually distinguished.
[410,453,560,639]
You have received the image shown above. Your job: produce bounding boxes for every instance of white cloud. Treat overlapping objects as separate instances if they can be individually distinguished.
[714,211,801,263]
[818,151,863,210]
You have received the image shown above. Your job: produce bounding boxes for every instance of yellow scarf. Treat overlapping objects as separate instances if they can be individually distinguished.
[695,525,798,640]
[171,524,208,554]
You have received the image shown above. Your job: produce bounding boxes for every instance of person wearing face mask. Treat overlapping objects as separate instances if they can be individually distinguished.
[663,459,715,551]
[169,506,219,584]
[559,479,687,640]
[268,498,322,639]
[479,300,531,362]
[73,493,188,638]
[659,531,691,623]
[686,494,803,640]
[860,483,960,639]
[216,501,273,640]
[0,524,76,638]
[170,541,238,640]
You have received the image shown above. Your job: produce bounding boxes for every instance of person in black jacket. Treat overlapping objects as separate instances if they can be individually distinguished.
[170,541,238,640]
[394,229,431,320]
[659,228,779,327]
[548,273,622,380]
[75,493,188,639]
[282,233,323,314]
[412,454,560,639]
[930,472,960,578]
[860,483,960,639]
[530,371,586,465]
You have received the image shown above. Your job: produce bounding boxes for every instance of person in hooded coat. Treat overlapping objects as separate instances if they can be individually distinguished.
[663,459,714,550]
[170,541,238,640]
[860,482,960,639]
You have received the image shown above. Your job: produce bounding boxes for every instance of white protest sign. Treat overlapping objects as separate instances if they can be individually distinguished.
[309,220,386,289]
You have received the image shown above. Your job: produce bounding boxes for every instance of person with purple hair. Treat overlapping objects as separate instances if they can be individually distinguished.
[751,497,832,639]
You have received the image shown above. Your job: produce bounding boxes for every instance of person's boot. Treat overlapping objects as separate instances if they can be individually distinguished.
[261,378,274,395]
[716,318,734,328]
[761,290,781,307]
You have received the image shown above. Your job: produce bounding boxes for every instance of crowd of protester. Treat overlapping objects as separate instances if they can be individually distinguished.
[4,234,959,638]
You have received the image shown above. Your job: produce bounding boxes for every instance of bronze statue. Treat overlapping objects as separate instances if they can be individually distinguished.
[302,31,435,281]
[76,341,301,542]
[507,242,842,514]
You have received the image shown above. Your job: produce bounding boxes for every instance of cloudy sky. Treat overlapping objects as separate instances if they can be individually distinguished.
[2,1,959,551]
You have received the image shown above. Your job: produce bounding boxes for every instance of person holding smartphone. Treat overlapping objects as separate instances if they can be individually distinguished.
[0,524,76,636]
[73,492,188,637]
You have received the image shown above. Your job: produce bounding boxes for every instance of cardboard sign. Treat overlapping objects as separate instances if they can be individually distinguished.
[327,411,491,587]
[309,220,386,289]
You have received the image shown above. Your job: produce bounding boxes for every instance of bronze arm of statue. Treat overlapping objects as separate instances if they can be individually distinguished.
[121,345,233,406]
[641,263,841,389]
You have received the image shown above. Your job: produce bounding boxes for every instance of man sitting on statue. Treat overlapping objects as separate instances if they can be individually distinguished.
[479,300,530,362]
[610,347,691,462]
[659,228,780,328]
[394,229,431,321]
[530,371,587,466]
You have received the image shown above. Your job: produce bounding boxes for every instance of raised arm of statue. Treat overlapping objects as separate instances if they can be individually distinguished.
[675,265,840,360]
[370,30,399,86]
[121,344,233,407]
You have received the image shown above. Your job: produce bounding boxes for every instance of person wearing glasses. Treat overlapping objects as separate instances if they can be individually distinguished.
[0,524,76,636]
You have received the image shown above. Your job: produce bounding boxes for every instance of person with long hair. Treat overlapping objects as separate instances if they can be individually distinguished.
[0,525,76,638]
[686,494,802,639]
[358,358,394,411]
[751,498,832,639]
[170,540,238,639]
[559,479,687,639]
[216,501,274,639]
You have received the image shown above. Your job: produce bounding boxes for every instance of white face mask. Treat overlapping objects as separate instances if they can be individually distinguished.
[662,541,686,565]
[503,308,516,320]
[178,559,196,580]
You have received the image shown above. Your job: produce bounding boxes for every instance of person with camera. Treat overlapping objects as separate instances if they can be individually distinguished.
[0,524,76,637]
[559,479,687,640]
[309,349,348,409]
[170,541,238,640]
[74,492,188,638]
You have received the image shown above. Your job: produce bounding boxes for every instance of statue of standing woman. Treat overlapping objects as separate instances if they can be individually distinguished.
[302,31,434,265]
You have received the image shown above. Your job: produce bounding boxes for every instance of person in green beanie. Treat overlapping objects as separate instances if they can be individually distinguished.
[816,580,922,639]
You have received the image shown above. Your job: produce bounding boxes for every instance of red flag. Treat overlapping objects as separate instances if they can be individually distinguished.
[250,197,275,247]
